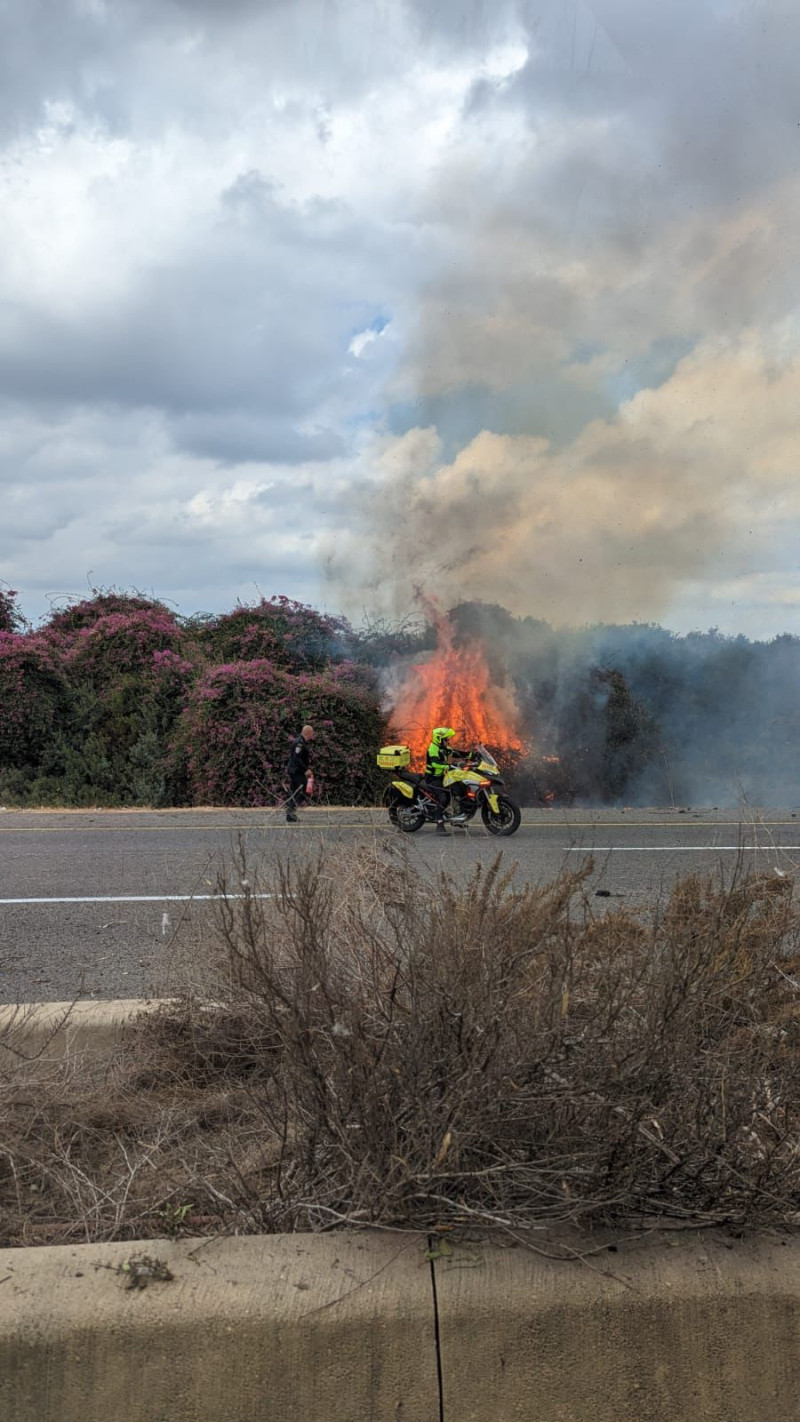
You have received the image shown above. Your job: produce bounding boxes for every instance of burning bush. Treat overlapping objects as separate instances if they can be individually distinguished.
[382,601,659,803]
[178,659,387,806]
[386,602,524,767]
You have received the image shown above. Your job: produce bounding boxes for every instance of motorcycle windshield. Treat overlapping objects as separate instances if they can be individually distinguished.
[475,744,499,772]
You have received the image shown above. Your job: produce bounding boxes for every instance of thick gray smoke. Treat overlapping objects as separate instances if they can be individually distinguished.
[436,602,800,809]
[328,0,800,638]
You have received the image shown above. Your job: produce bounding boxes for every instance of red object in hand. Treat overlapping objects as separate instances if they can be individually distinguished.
[306,772,315,797]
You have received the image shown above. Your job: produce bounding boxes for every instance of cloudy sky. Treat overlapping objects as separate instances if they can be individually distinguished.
[2,0,800,635]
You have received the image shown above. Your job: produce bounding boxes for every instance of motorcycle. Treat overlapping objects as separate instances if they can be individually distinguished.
[378,743,522,836]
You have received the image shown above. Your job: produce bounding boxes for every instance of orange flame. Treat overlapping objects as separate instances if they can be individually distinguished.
[388,611,523,767]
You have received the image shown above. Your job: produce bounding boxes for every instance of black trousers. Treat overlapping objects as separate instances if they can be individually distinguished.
[287,774,307,810]
[424,778,448,821]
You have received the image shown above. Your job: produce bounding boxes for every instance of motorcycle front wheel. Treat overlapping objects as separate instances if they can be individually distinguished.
[397,803,427,833]
[481,796,521,836]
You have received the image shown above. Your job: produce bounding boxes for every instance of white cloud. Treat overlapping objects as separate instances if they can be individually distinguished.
[0,0,798,637]
[348,329,378,359]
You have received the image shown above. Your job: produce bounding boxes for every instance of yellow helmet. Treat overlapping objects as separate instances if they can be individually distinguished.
[432,727,455,744]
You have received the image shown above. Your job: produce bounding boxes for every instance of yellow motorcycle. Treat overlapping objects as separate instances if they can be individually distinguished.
[378,744,522,836]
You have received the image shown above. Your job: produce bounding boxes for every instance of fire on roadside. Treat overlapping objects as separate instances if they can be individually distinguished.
[388,611,523,767]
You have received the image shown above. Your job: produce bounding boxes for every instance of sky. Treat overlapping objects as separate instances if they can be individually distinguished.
[2,0,800,636]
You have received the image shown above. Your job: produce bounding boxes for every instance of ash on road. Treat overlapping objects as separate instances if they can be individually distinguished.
[1,805,799,1003]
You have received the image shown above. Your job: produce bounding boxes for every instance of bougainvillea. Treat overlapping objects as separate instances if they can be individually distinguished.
[178,658,386,806]
[1,590,386,807]
[196,596,351,672]
[0,632,68,768]
[63,614,196,804]
[66,609,190,681]
[43,591,180,642]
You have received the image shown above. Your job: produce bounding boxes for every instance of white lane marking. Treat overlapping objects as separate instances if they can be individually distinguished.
[564,845,800,853]
[0,893,277,906]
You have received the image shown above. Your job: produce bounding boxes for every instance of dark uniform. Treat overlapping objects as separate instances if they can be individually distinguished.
[286,733,311,820]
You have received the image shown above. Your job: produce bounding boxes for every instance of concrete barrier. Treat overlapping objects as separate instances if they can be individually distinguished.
[1,1231,798,1421]
[2,999,799,1420]
[434,1232,800,1422]
[0,1232,439,1422]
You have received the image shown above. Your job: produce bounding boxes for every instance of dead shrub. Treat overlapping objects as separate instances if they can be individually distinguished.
[1,844,799,1246]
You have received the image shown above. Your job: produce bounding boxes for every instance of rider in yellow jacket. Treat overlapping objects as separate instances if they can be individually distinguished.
[424,727,466,835]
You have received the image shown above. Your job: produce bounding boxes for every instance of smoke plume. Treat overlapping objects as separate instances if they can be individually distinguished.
[327,2,800,638]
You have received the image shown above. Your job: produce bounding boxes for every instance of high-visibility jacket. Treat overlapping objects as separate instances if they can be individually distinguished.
[425,740,445,780]
[426,737,455,780]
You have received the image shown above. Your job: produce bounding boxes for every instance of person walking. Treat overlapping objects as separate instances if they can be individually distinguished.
[285,724,315,822]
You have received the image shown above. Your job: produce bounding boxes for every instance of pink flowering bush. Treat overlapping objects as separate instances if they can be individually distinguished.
[43,591,180,643]
[6,599,195,805]
[66,609,190,680]
[0,633,68,770]
[2,590,386,807]
[196,596,351,671]
[178,659,386,806]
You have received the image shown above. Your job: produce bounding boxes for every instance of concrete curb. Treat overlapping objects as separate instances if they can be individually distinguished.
[3,1001,800,1420]
[0,998,166,1059]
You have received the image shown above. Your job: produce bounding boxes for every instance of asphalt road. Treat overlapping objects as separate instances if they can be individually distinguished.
[2,804,800,1003]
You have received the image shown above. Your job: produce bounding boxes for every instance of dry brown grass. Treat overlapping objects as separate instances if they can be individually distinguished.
[2,842,799,1247]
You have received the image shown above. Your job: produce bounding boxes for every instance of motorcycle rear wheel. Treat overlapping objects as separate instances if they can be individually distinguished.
[481,796,521,836]
[383,786,400,825]
[397,804,426,833]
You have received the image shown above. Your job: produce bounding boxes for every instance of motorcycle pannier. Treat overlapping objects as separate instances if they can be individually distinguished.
[377,744,411,769]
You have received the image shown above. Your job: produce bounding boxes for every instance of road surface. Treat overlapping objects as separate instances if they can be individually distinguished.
[2,805,799,1002]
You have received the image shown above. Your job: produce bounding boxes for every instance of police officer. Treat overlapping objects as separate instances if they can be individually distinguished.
[285,724,315,822]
